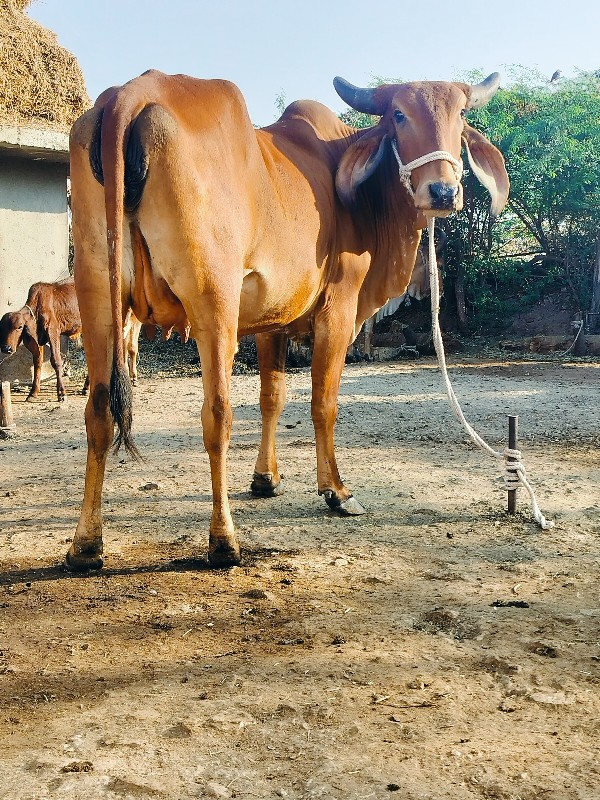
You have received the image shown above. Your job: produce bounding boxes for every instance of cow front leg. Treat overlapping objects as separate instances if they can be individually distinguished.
[127,343,139,386]
[48,330,67,401]
[251,332,287,497]
[311,312,366,516]
[125,321,140,386]
[65,382,113,570]
[196,328,241,568]
[25,340,43,400]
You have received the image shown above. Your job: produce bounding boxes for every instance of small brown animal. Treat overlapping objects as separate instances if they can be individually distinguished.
[0,278,83,401]
[0,279,142,401]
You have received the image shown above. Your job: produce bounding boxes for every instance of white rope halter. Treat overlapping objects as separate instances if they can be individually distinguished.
[391,139,463,198]
[426,217,553,530]
[24,304,36,322]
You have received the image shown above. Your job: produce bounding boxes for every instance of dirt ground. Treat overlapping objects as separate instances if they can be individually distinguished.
[1,350,599,800]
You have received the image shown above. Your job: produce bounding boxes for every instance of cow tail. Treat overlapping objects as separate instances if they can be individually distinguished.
[101,96,141,461]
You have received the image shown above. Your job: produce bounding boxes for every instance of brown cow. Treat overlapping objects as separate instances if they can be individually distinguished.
[0,279,142,400]
[0,278,83,401]
[66,69,508,571]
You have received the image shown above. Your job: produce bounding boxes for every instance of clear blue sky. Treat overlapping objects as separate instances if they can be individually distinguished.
[30,0,600,126]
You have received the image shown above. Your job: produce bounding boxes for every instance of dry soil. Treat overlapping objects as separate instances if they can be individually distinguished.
[1,354,599,800]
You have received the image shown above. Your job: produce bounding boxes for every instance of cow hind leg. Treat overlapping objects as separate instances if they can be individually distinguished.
[65,382,113,570]
[66,326,134,569]
[251,332,288,497]
[66,290,123,570]
[195,320,241,568]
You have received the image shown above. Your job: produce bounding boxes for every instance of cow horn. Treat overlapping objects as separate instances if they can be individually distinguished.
[333,76,383,116]
[467,72,502,109]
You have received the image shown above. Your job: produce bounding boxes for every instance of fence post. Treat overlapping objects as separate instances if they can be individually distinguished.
[0,381,15,438]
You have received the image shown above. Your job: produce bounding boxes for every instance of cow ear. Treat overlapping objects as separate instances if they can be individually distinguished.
[336,129,388,206]
[462,123,510,218]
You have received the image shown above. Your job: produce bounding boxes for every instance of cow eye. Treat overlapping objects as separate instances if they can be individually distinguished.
[393,109,406,124]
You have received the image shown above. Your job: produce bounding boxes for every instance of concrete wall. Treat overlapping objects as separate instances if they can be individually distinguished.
[0,149,70,384]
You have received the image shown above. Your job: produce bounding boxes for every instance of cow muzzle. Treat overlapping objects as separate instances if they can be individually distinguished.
[416,180,463,216]
[1,345,13,354]
[391,140,463,215]
[429,182,459,209]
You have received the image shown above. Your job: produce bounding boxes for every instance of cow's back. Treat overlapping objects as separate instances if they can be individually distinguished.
[27,279,81,336]
[70,73,358,338]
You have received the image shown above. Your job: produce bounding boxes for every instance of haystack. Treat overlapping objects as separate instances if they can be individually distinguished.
[0,0,90,131]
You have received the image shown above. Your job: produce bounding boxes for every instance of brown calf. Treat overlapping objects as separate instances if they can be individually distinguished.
[0,278,142,401]
[0,278,83,401]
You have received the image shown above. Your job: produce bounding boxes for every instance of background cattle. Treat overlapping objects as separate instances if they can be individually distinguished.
[0,278,142,401]
[0,278,83,401]
[66,69,508,571]
[122,308,143,386]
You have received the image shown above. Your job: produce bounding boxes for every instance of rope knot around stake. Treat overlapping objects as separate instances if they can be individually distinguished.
[426,218,554,531]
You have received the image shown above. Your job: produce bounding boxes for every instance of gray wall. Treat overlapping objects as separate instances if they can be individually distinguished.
[0,154,70,383]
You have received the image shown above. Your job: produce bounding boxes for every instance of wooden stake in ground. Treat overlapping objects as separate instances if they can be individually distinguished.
[0,381,15,438]
[507,415,518,514]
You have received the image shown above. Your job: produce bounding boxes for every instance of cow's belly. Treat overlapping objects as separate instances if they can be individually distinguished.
[237,263,321,336]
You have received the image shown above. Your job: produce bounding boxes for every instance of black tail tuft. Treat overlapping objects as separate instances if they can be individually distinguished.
[109,362,142,461]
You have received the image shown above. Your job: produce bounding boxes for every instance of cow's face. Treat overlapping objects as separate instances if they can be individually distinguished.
[387,81,467,215]
[334,73,509,221]
[0,309,35,354]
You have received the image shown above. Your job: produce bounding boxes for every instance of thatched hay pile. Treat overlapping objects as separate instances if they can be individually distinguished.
[0,0,90,131]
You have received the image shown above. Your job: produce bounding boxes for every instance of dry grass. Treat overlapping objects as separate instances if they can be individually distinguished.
[0,0,90,131]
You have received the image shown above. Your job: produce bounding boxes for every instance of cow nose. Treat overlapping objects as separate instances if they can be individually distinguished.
[429,182,459,208]
[1,345,13,354]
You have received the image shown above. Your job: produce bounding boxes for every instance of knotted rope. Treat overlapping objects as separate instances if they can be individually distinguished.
[391,140,463,199]
[426,217,553,530]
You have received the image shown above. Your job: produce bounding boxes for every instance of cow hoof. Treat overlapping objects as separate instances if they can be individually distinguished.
[250,472,285,497]
[321,490,366,516]
[208,539,241,569]
[339,495,366,515]
[64,545,104,572]
[25,394,37,403]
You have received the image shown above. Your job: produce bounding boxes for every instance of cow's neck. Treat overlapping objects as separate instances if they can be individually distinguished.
[352,149,423,325]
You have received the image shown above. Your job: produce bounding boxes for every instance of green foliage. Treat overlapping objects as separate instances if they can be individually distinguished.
[449,68,600,329]
[338,108,374,128]
[274,89,287,117]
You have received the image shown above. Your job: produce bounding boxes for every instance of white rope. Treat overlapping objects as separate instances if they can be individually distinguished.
[558,318,584,356]
[24,304,36,321]
[392,140,463,198]
[426,217,554,530]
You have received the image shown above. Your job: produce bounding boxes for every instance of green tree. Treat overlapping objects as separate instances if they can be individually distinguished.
[447,68,600,330]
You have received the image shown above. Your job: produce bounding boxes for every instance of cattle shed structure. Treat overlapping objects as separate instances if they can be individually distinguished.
[0,0,91,384]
